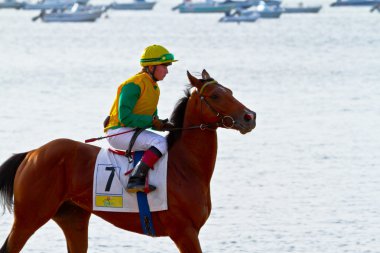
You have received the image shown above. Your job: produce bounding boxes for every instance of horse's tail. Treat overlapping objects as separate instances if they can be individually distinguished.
[0,152,29,213]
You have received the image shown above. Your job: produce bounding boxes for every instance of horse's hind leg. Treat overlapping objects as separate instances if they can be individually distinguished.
[52,202,90,253]
[3,214,53,253]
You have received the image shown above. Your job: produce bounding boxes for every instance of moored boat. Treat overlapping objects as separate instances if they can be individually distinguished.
[175,0,237,13]
[256,0,282,18]
[219,0,258,9]
[219,9,260,22]
[0,0,25,9]
[23,0,89,10]
[32,3,106,22]
[283,4,322,13]
[110,0,156,10]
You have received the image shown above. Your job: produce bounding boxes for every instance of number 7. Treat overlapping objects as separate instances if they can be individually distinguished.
[105,167,115,192]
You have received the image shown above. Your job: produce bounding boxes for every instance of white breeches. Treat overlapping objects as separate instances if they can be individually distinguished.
[106,127,168,155]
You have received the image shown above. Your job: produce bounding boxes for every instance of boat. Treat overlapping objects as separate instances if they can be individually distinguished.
[32,3,106,22]
[23,0,89,10]
[175,0,238,13]
[283,6,322,13]
[263,0,282,6]
[110,0,156,10]
[0,0,25,9]
[219,0,258,9]
[330,0,380,7]
[256,0,282,18]
[219,9,260,22]
[283,3,322,13]
[227,0,282,18]
[172,0,281,12]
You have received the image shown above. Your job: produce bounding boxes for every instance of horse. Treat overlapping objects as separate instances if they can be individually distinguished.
[0,69,256,253]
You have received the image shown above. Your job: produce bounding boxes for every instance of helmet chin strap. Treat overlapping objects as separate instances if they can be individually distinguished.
[145,66,158,82]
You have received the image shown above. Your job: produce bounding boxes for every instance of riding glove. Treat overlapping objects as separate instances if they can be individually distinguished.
[152,116,174,131]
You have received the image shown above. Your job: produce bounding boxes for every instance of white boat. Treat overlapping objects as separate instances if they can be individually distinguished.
[219,9,260,22]
[172,0,281,11]
[219,0,282,18]
[174,0,238,13]
[23,0,89,10]
[33,3,105,22]
[0,0,25,9]
[110,0,156,10]
[283,4,322,13]
[256,0,282,18]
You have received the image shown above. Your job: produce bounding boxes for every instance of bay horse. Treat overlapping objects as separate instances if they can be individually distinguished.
[0,70,256,253]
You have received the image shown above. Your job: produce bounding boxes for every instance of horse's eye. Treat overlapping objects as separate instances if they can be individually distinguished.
[210,94,218,100]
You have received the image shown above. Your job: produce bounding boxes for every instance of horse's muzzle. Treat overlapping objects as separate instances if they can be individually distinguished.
[235,110,256,134]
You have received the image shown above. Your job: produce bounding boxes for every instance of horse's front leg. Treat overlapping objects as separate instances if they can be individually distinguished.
[170,227,202,253]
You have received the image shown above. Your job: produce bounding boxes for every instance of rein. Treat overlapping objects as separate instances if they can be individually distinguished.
[85,80,235,142]
[167,124,217,132]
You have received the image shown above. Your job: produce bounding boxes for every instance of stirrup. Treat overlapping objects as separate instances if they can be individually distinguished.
[126,176,156,193]
[126,184,156,193]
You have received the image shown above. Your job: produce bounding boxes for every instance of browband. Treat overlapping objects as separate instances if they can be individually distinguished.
[199,80,218,95]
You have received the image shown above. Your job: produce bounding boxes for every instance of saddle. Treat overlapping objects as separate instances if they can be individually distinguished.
[108,127,145,163]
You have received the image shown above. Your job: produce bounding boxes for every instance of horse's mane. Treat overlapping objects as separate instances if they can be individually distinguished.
[166,87,191,149]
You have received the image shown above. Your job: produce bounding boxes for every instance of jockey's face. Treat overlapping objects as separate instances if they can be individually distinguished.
[151,64,169,81]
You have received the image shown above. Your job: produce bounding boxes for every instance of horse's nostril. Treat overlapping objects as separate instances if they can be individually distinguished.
[244,113,253,121]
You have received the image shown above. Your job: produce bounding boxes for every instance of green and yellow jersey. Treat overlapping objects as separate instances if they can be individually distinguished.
[104,71,160,132]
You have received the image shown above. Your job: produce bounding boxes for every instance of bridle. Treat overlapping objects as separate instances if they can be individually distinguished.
[169,79,235,132]
[199,80,235,129]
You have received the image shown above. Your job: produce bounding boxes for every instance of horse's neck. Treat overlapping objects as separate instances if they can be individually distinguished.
[175,117,218,184]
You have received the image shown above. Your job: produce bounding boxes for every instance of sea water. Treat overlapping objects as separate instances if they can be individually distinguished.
[0,0,379,252]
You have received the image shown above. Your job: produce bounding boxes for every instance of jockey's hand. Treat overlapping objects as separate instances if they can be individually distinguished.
[152,117,174,131]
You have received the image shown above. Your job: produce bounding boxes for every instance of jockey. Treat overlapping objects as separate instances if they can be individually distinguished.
[104,44,177,193]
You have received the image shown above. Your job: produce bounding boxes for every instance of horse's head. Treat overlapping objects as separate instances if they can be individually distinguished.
[186,69,256,134]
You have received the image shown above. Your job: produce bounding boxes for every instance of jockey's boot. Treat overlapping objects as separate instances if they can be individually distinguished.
[126,146,162,193]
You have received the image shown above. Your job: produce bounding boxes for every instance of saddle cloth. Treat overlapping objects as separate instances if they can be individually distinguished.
[92,148,168,212]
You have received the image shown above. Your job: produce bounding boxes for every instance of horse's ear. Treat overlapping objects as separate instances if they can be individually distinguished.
[201,69,211,80]
[187,70,202,90]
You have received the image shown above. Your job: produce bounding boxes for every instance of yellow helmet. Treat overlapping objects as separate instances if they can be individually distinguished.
[140,45,178,67]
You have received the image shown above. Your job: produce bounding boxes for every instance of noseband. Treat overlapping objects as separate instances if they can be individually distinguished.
[199,80,235,129]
